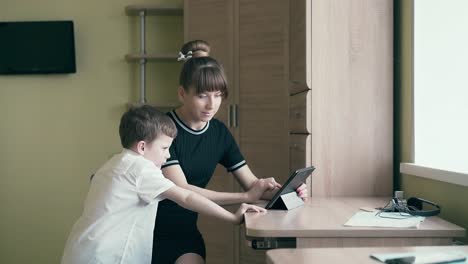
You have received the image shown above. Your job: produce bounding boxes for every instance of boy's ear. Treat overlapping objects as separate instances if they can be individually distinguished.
[135,141,146,155]
[177,86,185,103]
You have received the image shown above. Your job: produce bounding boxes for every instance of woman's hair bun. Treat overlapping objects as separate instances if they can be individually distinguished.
[177,40,211,61]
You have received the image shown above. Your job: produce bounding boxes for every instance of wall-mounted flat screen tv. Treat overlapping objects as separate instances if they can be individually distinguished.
[0,20,76,74]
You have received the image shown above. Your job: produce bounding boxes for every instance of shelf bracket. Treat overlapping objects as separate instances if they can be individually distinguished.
[139,10,146,103]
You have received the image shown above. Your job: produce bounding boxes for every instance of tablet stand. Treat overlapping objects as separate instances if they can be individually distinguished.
[270,191,304,210]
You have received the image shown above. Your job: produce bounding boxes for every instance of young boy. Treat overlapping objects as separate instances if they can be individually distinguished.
[61,105,266,264]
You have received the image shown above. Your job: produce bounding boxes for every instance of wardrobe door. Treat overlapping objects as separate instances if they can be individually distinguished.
[238,0,289,184]
[289,90,311,134]
[183,0,235,119]
[184,1,236,263]
[290,134,311,174]
[288,0,312,197]
[289,88,312,191]
[185,1,290,263]
[238,0,289,263]
[289,0,311,95]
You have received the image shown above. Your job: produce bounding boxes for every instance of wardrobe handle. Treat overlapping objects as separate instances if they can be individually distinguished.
[232,104,238,127]
[228,104,232,127]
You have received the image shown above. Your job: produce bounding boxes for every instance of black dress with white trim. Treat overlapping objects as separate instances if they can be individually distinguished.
[152,110,246,263]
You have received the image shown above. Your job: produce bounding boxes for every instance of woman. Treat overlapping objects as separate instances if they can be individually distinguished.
[152,40,308,264]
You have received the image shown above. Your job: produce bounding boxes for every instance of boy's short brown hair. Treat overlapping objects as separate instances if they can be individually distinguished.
[119,105,177,149]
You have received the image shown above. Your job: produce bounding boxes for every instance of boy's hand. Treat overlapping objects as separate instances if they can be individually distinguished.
[233,203,266,224]
[246,178,281,203]
[295,183,308,201]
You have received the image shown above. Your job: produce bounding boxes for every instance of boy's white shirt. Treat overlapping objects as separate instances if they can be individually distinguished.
[61,149,174,264]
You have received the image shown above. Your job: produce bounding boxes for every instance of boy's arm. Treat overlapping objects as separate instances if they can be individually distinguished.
[162,165,276,205]
[160,185,265,224]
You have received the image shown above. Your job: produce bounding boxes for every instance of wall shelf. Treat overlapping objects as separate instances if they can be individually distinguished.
[125,5,183,16]
[124,53,176,62]
[125,4,183,104]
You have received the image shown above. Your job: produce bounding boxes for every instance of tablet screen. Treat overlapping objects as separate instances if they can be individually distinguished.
[265,166,315,209]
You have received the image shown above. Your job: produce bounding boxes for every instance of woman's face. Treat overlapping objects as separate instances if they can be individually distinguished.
[179,87,223,123]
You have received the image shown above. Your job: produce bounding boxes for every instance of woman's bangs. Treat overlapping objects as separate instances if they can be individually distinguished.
[194,67,228,97]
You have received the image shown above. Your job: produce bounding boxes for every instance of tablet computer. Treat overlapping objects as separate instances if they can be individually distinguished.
[264,166,315,209]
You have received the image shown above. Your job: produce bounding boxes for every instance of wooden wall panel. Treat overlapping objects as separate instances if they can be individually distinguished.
[310,0,393,197]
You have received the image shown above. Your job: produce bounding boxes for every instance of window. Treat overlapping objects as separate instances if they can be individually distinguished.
[401,0,468,186]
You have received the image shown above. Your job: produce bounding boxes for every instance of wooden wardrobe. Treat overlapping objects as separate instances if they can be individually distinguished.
[184,1,289,263]
[184,0,393,263]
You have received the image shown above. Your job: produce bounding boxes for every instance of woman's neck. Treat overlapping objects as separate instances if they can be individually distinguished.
[175,107,208,131]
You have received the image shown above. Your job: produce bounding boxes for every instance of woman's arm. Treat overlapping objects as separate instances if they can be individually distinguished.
[232,165,280,200]
[232,165,308,201]
[162,165,274,205]
[160,185,265,224]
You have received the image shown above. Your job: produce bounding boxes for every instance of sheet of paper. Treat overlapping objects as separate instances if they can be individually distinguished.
[370,251,467,264]
[343,211,425,228]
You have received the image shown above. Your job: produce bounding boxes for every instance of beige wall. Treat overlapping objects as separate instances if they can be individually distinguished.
[395,0,468,243]
[3,1,465,262]
[0,0,182,263]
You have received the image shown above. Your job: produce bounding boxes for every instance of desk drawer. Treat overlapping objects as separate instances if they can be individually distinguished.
[297,237,454,248]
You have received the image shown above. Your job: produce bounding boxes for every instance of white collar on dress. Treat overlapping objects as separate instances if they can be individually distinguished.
[169,110,210,135]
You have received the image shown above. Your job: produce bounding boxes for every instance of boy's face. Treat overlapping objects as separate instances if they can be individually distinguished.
[143,134,173,168]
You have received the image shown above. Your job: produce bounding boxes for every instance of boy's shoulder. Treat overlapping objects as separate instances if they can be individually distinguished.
[106,149,157,173]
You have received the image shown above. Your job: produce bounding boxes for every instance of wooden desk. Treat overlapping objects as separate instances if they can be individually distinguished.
[245,197,465,249]
[266,245,468,264]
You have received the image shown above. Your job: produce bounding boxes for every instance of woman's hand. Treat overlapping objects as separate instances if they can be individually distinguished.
[295,183,308,201]
[233,203,266,224]
[245,178,281,203]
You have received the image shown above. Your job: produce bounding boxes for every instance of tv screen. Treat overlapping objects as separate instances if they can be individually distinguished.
[0,20,76,74]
